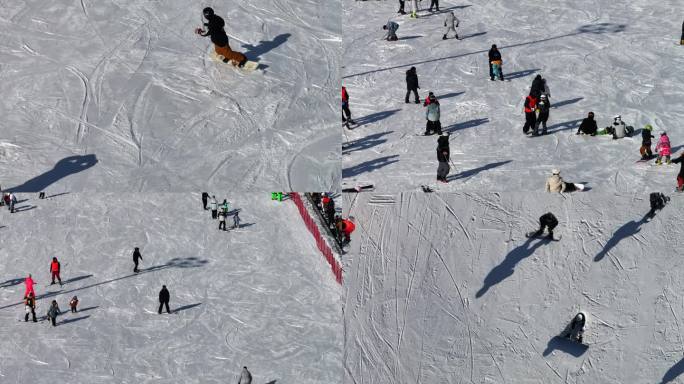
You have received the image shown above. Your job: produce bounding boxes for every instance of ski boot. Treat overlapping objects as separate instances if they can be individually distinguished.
[656,159,662,165]
[442,34,447,40]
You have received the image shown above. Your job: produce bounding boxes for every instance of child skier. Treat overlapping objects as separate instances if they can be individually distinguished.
[534,94,550,135]
[46,300,61,326]
[424,93,442,135]
[218,210,227,231]
[655,132,672,165]
[442,11,459,40]
[69,296,79,313]
[529,212,558,239]
[436,133,450,182]
[24,274,35,298]
[488,44,504,81]
[50,257,62,286]
[232,211,241,229]
[382,21,399,41]
[24,292,37,322]
[210,195,218,219]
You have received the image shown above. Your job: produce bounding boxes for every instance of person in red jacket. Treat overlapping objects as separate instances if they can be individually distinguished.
[338,218,356,243]
[522,93,537,135]
[50,257,62,286]
[342,87,355,128]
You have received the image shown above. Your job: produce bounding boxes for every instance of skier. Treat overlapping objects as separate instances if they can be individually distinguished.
[46,300,61,326]
[196,7,247,67]
[397,0,406,15]
[436,132,450,182]
[210,195,218,219]
[50,257,62,286]
[158,285,171,314]
[529,212,558,239]
[238,366,252,384]
[382,20,399,41]
[342,86,355,128]
[24,292,37,322]
[655,131,672,165]
[488,45,504,81]
[405,67,420,104]
[24,274,35,298]
[409,0,419,18]
[649,192,669,215]
[218,210,227,231]
[201,192,209,210]
[8,192,16,213]
[442,11,459,40]
[671,152,684,191]
[534,94,550,135]
[424,92,442,135]
[429,0,439,13]
[640,124,655,160]
[563,313,586,343]
[576,112,598,135]
[232,211,241,229]
[133,247,143,273]
[69,296,79,313]
[545,169,581,193]
[522,93,537,135]
[529,74,547,99]
[220,199,229,215]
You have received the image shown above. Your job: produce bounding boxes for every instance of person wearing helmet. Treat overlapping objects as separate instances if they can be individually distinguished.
[533,94,550,135]
[424,93,441,135]
[655,131,672,165]
[488,45,504,81]
[640,124,655,160]
[577,112,598,135]
[196,7,247,67]
[563,312,586,343]
[436,132,450,182]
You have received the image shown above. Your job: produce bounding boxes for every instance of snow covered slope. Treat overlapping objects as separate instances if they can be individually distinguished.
[343,192,684,383]
[0,0,340,192]
[0,193,341,383]
[342,0,684,193]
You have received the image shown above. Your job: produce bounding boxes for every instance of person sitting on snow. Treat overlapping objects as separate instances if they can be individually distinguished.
[576,112,598,135]
[383,21,399,41]
[545,169,582,193]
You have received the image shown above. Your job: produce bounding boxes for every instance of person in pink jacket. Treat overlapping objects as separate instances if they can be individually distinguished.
[655,132,672,165]
[24,274,35,297]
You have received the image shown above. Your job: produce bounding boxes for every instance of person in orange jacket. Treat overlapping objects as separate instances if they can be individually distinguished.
[338,218,356,243]
[522,93,537,135]
[342,87,355,128]
[50,257,62,286]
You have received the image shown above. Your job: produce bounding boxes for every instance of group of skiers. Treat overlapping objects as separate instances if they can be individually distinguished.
[201,192,241,231]
[383,9,459,40]
[311,193,356,244]
[20,269,80,326]
[395,0,441,18]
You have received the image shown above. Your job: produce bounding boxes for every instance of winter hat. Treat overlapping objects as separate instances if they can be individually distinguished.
[203,7,214,17]
[661,131,667,136]
[551,169,560,175]
[613,115,621,120]
[540,94,547,99]
[644,124,653,131]
[491,44,497,49]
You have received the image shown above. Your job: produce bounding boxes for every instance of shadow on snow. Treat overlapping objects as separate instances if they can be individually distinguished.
[594,212,651,262]
[7,155,97,193]
[343,155,400,178]
[448,160,511,182]
[343,131,394,155]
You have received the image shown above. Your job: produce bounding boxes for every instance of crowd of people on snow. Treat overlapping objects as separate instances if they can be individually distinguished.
[201,192,241,231]
[310,193,355,246]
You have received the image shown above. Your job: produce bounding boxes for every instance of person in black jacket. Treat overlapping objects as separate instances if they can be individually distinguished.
[576,112,598,135]
[158,285,171,314]
[197,7,246,66]
[398,0,406,14]
[201,192,209,210]
[133,247,143,273]
[405,67,420,104]
[428,0,439,12]
[488,45,503,81]
[436,133,450,182]
[530,74,544,99]
[534,94,550,135]
[640,124,655,159]
[532,212,558,239]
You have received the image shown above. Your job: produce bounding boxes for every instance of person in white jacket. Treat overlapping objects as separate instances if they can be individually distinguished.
[443,11,459,40]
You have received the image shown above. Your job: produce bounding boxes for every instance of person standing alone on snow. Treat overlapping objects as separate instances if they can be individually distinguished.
[488,45,504,81]
[196,7,247,67]
[158,285,171,314]
[436,133,450,182]
[342,86,355,128]
[522,93,537,135]
[50,257,62,286]
[201,192,209,210]
[210,195,218,219]
[238,366,252,384]
[424,92,442,135]
[69,296,79,313]
[133,247,143,273]
[382,21,399,41]
[24,274,35,298]
[443,11,459,40]
[405,67,420,104]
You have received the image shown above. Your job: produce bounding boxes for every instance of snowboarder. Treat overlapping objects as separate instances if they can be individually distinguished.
[655,131,672,165]
[563,313,586,343]
[24,292,37,322]
[545,169,582,193]
[210,195,218,219]
[649,192,669,215]
[534,94,550,135]
[424,92,442,135]
[133,247,143,273]
[342,86,355,128]
[158,285,171,314]
[196,7,247,67]
[24,274,35,298]
[608,115,633,139]
[397,0,406,15]
[443,11,459,40]
[405,67,420,104]
[238,366,252,384]
[436,132,450,182]
[530,212,558,239]
[201,192,209,210]
[409,0,419,18]
[218,210,227,231]
[522,93,537,134]
[232,211,241,229]
[576,112,598,135]
[50,257,62,286]
[69,296,79,313]
[46,300,60,326]
[488,45,504,81]
[640,124,655,160]
[671,152,684,191]
[382,20,399,41]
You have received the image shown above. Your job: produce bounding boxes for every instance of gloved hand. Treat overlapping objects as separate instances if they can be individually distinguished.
[195,28,205,35]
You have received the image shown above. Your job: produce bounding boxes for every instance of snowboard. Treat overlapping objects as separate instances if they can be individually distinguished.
[420,185,435,193]
[525,231,561,241]
[635,155,656,163]
[342,185,375,193]
[210,52,259,73]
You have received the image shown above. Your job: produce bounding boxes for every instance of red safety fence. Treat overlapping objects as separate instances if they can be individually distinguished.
[290,193,343,284]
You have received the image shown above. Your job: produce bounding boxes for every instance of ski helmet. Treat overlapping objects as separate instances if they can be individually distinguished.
[644,124,653,131]
[203,7,214,17]
[552,169,560,175]
[661,131,667,136]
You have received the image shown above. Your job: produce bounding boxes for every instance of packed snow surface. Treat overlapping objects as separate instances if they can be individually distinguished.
[0,193,341,383]
[342,0,684,192]
[343,192,684,383]
[0,0,340,192]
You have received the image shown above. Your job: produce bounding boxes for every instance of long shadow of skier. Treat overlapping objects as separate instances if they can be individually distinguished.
[661,357,684,383]
[0,278,24,288]
[242,33,291,62]
[542,336,588,357]
[551,97,583,109]
[476,236,552,298]
[444,118,489,134]
[60,315,90,325]
[594,212,651,262]
[353,109,400,128]
[0,257,208,310]
[174,302,202,314]
[504,68,539,80]
[343,131,394,155]
[342,155,400,178]
[6,154,97,192]
[448,160,511,182]
[546,119,583,134]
